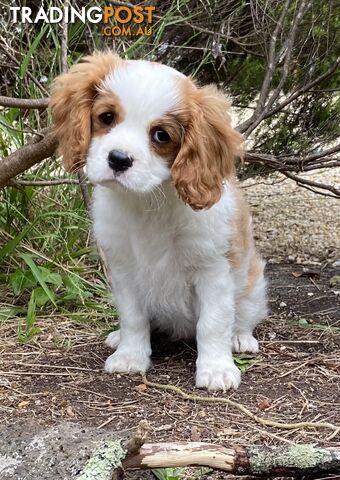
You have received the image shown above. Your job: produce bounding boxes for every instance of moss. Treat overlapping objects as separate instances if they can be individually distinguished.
[330,276,340,287]
[249,444,332,474]
[78,440,126,479]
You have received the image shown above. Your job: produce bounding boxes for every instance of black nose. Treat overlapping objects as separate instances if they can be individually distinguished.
[108,150,133,173]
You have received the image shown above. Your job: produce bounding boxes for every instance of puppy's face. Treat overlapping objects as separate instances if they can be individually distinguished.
[87,60,185,193]
[50,53,243,210]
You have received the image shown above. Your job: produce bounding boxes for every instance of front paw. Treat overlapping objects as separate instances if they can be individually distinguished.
[196,360,241,391]
[104,351,151,374]
[232,333,259,353]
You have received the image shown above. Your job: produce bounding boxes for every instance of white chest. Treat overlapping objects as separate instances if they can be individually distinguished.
[92,185,236,336]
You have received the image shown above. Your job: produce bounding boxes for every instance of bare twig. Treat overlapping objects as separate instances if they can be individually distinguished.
[238,0,291,134]
[108,0,261,52]
[61,0,69,73]
[261,56,340,119]
[142,375,340,434]
[244,144,340,178]
[0,96,49,109]
[9,178,80,187]
[282,171,340,198]
[76,169,92,210]
[239,1,313,137]
[1,45,49,96]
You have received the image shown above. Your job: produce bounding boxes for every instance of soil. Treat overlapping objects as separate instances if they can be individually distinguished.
[0,172,339,479]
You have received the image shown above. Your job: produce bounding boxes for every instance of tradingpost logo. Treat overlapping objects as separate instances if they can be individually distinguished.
[8,4,155,37]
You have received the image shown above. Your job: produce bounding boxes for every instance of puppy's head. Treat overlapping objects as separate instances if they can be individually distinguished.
[50,52,243,209]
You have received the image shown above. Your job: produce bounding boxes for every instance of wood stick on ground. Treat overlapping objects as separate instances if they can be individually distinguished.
[79,422,340,479]
[123,442,340,478]
[142,375,340,434]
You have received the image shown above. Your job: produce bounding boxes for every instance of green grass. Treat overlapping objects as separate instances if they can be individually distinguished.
[153,467,213,480]
[0,177,116,342]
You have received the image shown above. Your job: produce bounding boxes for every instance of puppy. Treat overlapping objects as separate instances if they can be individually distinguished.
[50,52,267,391]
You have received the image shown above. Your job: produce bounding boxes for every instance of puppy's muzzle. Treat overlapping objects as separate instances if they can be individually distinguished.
[108,150,133,173]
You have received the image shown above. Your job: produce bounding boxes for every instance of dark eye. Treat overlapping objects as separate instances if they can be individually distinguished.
[152,128,170,144]
[99,112,114,126]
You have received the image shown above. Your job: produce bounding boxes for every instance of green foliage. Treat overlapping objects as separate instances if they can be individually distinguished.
[152,467,213,480]
[17,290,41,343]
[153,468,185,480]
[234,354,255,372]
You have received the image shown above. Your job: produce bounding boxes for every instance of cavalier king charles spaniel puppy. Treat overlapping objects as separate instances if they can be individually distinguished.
[50,52,267,391]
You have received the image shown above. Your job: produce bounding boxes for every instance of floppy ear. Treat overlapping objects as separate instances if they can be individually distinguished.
[171,85,243,210]
[49,52,121,172]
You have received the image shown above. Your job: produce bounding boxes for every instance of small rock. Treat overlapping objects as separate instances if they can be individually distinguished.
[190,426,201,442]
[279,301,287,307]
[66,406,75,417]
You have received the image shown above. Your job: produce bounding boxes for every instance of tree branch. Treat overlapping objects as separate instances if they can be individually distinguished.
[0,96,49,109]
[0,130,57,187]
[261,56,340,120]
[238,0,291,134]
[9,178,80,187]
[282,171,340,198]
[239,1,313,136]
[244,144,340,173]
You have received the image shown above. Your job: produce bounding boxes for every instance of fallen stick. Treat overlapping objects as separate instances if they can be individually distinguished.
[77,422,340,479]
[124,442,340,477]
[142,375,340,435]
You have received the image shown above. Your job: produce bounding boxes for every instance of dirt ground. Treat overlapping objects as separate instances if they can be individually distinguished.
[0,171,339,479]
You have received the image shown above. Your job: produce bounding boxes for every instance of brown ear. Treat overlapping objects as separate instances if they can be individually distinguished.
[171,85,243,210]
[49,52,121,172]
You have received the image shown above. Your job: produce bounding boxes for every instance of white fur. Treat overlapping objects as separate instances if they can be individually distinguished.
[87,61,183,192]
[86,60,267,391]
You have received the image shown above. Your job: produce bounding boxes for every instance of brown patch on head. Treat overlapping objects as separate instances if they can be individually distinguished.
[50,52,123,172]
[149,113,184,163]
[171,79,244,210]
[92,91,125,137]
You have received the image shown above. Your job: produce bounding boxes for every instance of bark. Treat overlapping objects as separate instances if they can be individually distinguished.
[77,432,340,479]
[0,96,49,109]
[0,130,57,187]
[122,442,340,478]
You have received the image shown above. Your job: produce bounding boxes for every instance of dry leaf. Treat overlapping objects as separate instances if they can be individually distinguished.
[135,383,147,394]
[18,400,30,409]
[257,398,271,411]
[292,271,302,278]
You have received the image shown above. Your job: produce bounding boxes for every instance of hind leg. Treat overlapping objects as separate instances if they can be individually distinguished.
[233,272,267,353]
